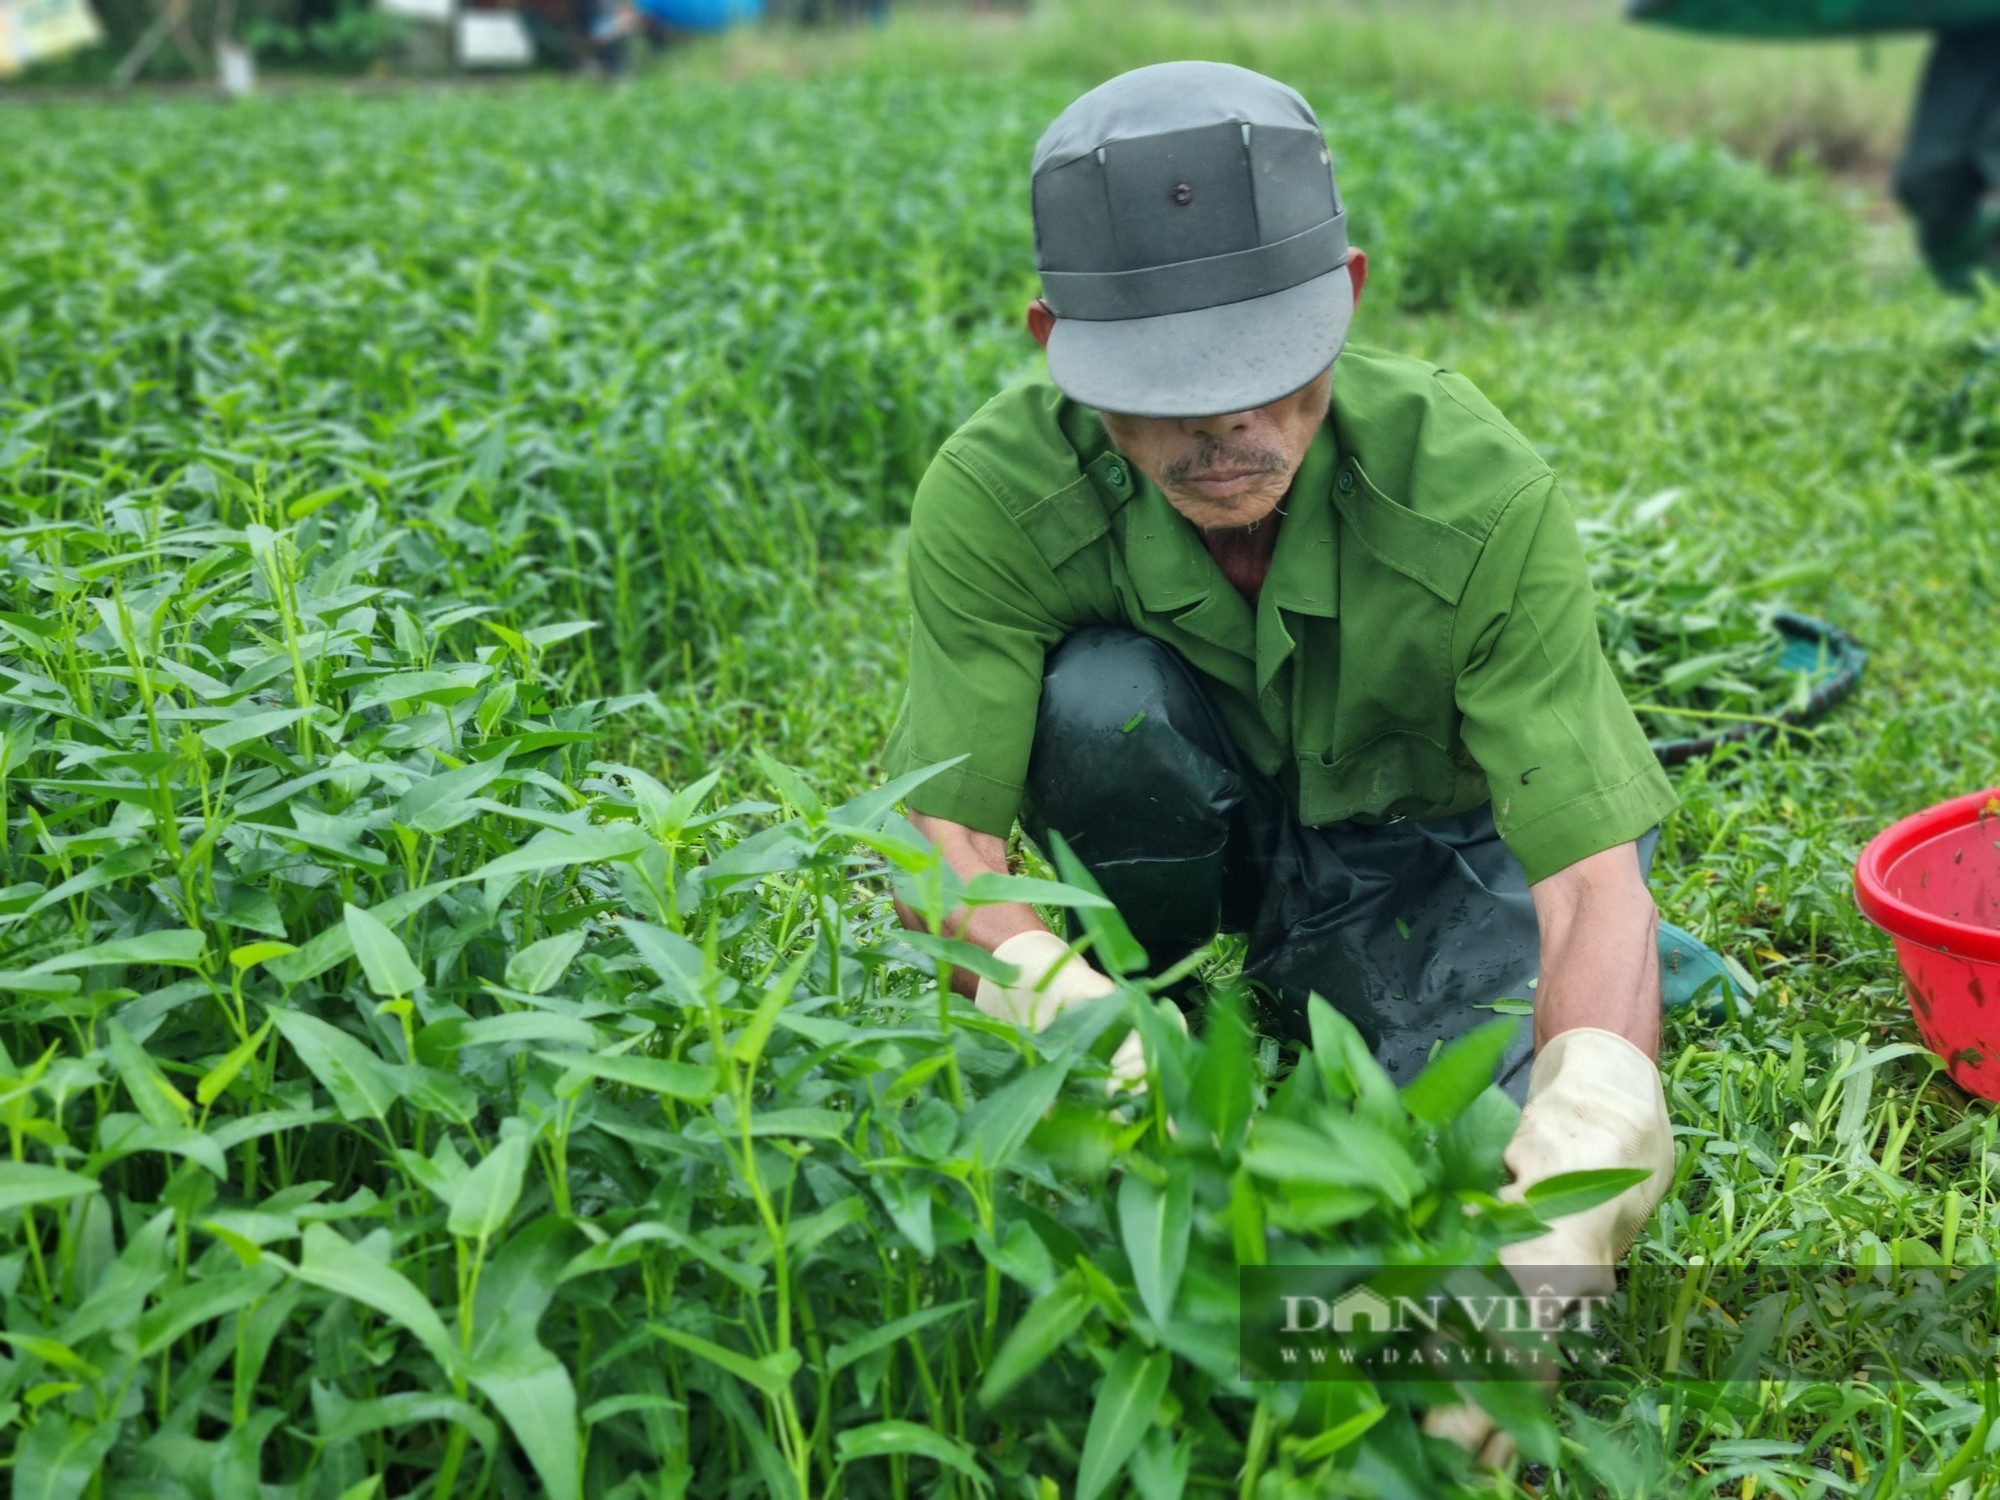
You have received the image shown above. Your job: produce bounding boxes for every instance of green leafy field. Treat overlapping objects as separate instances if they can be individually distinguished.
[5,24,2000,1500]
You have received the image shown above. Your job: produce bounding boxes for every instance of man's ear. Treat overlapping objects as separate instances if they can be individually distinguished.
[1346,248,1369,308]
[1026,298,1056,348]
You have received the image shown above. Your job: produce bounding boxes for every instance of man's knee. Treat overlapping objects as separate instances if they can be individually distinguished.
[1024,627,1238,856]
[1036,627,1206,741]
[1025,628,1244,963]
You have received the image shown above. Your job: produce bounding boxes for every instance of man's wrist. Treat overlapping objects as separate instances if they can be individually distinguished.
[1532,985,1660,1060]
[1527,1024,1657,1081]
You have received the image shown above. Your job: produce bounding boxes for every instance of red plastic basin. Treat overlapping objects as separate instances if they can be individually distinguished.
[1855,787,2000,1099]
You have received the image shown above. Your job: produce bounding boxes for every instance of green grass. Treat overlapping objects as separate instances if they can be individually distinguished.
[5,16,2000,1500]
[688,0,1928,176]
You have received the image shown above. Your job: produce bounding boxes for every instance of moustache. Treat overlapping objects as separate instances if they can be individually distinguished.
[1159,444,1288,485]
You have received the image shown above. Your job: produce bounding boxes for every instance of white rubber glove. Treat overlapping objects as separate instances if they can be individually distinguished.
[1495,1026,1675,1298]
[973,929,1112,1029]
[1425,1027,1674,1468]
[973,929,1182,1096]
[1421,1401,1519,1470]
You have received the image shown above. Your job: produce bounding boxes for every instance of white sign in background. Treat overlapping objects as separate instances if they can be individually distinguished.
[0,0,105,76]
[455,8,533,66]
[380,0,456,25]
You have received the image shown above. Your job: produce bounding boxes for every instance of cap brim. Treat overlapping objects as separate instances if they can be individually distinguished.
[1043,266,1354,419]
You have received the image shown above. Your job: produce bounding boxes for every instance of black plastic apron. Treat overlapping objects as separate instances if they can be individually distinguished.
[1019,627,1662,1103]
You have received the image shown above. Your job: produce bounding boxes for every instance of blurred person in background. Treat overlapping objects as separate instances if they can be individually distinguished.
[587,0,639,73]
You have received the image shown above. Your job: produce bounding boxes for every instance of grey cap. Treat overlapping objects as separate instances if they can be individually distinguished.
[1030,61,1351,418]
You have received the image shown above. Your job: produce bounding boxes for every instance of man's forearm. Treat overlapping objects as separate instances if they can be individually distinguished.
[896,811,1047,997]
[1528,841,1661,1059]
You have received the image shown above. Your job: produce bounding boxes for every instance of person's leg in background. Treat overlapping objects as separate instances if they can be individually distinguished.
[1894,24,2000,293]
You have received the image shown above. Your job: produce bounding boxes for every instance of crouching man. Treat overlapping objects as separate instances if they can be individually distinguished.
[883,61,1680,1336]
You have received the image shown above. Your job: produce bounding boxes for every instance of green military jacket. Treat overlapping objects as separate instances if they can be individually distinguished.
[882,343,1676,885]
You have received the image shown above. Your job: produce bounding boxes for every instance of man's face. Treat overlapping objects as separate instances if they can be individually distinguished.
[1099,365,1334,532]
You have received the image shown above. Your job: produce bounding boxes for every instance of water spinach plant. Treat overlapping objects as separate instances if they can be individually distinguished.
[0,478,1637,1496]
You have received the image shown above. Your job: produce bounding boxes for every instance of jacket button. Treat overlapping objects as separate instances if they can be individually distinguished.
[1336,467,1354,493]
[1105,463,1127,488]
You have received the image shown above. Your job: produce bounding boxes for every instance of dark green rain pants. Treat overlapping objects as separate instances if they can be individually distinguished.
[1896,24,2000,292]
[1018,628,1719,1105]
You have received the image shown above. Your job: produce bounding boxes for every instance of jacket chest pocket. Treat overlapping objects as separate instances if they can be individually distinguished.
[1296,729,1461,827]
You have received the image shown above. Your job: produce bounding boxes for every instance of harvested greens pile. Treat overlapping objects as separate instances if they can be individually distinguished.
[1584,489,1835,746]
